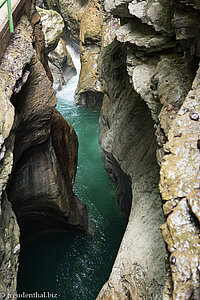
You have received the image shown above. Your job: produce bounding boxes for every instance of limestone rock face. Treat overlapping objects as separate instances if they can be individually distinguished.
[76,0,119,106]
[12,53,57,163]
[51,109,78,188]
[160,68,200,299]
[8,136,88,238]
[0,16,34,296]
[43,0,118,106]
[75,0,103,106]
[37,7,77,91]
[51,110,88,229]
[48,38,77,91]
[0,5,88,297]
[6,12,88,240]
[97,0,200,299]
[0,193,20,297]
[97,40,166,300]
[45,0,87,44]
[36,6,64,53]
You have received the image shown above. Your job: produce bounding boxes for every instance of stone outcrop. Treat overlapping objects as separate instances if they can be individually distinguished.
[36,6,64,54]
[97,40,166,300]
[7,10,88,237]
[43,0,118,106]
[97,0,200,299]
[45,0,87,44]
[51,109,78,188]
[0,3,88,297]
[8,135,88,238]
[0,15,34,297]
[0,193,20,297]
[75,1,119,106]
[75,0,103,106]
[37,7,77,91]
[51,110,88,230]
[12,52,57,163]
[48,38,76,91]
[160,67,200,299]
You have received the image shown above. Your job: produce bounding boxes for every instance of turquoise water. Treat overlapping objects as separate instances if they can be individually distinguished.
[17,48,125,300]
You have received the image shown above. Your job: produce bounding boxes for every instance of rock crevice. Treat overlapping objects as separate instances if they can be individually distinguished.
[96,0,200,298]
[0,4,88,296]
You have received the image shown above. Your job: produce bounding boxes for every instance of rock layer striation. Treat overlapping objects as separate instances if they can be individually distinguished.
[97,0,200,299]
[0,3,88,296]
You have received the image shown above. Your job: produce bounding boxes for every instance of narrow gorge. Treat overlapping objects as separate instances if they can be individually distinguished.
[0,0,199,300]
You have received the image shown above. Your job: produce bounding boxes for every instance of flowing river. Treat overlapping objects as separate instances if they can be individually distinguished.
[17,47,125,300]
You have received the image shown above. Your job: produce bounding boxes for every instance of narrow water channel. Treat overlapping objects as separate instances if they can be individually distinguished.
[17,47,125,300]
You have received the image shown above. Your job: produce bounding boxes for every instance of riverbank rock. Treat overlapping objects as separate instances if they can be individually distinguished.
[51,110,78,188]
[48,38,77,91]
[37,7,77,91]
[97,0,200,298]
[8,136,88,238]
[51,110,88,230]
[75,0,119,107]
[0,15,34,297]
[7,12,88,239]
[0,4,88,297]
[97,39,166,300]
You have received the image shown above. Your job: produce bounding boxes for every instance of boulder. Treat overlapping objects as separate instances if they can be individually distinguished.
[36,6,64,53]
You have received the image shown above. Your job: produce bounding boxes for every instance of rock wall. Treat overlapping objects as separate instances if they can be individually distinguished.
[48,38,76,91]
[43,0,119,106]
[45,0,87,44]
[37,6,77,91]
[0,15,34,297]
[75,0,119,106]
[97,0,200,299]
[97,40,166,300]
[0,2,88,296]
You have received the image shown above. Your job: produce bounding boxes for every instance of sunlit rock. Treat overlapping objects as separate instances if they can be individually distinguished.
[36,6,64,53]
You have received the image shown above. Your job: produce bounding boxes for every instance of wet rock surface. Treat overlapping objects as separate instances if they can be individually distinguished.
[48,38,77,91]
[104,151,132,223]
[37,7,77,91]
[97,40,166,299]
[75,1,119,106]
[51,110,88,230]
[8,136,88,239]
[97,0,200,299]
[0,16,34,297]
[0,4,88,296]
